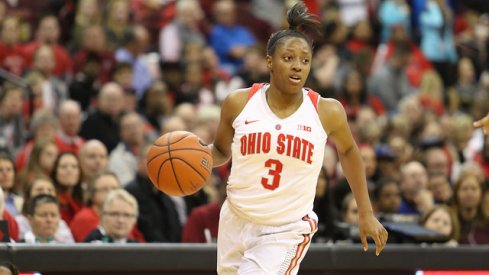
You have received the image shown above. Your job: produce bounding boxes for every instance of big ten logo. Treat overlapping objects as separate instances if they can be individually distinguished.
[297,125,311,132]
[201,157,210,169]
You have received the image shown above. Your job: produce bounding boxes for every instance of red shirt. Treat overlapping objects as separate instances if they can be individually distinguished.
[182,202,221,243]
[23,41,72,76]
[55,132,85,155]
[58,192,83,225]
[0,42,27,76]
[3,210,19,241]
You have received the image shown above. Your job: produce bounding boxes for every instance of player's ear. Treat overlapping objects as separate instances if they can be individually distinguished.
[266,55,273,71]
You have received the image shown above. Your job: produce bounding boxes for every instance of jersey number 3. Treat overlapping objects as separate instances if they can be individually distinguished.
[261,159,283,190]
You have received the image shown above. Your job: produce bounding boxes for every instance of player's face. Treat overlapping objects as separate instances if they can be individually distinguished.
[267,37,311,93]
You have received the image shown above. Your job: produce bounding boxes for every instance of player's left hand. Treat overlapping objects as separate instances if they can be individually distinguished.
[358,214,388,256]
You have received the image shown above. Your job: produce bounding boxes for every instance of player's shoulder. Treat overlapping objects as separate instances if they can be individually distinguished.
[317,97,347,133]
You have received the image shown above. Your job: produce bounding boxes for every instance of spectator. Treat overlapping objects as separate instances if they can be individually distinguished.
[139,81,173,133]
[312,168,336,243]
[378,0,411,42]
[420,0,457,86]
[342,193,359,225]
[0,16,27,76]
[447,57,479,115]
[423,147,451,180]
[159,0,205,63]
[108,112,146,186]
[84,189,139,243]
[70,171,120,242]
[398,161,434,216]
[427,172,453,205]
[182,175,225,243]
[23,194,63,243]
[15,109,59,172]
[27,45,68,113]
[209,0,256,75]
[54,100,85,154]
[368,43,414,112]
[71,0,102,51]
[16,139,58,192]
[115,25,153,99]
[420,205,460,246]
[78,140,108,188]
[104,0,132,51]
[0,153,22,216]
[16,176,74,243]
[51,152,83,224]
[0,188,19,241]
[79,82,124,152]
[23,15,72,77]
[72,24,116,85]
[452,172,489,244]
[0,261,19,275]
[0,83,27,156]
[125,145,181,242]
[373,178,401,215]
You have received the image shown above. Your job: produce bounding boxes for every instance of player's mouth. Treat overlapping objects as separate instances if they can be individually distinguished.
[289,75,301,84]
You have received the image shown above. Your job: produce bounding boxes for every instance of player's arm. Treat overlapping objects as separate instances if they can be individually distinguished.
[209,89,249,167]
[318,98,388,255]
[473,113,489,135]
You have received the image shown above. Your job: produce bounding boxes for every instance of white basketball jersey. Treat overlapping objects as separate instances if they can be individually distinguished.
[227,83,327,225]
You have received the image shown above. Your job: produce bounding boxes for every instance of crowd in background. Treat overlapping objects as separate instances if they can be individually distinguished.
[0,0,488,245]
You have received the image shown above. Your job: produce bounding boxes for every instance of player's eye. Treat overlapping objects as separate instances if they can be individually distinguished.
[283,55,292,61]
[302,58,310,64]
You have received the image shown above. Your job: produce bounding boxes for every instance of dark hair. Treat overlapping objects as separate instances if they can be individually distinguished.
[21,175,56,215]
[26,194,59,216]
[50,152,83,204]
[373,178,398,201]
[266,2,320,56]
[0,261,19,275]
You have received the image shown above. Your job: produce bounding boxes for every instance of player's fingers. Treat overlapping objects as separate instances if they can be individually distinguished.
[473,120,482,128]
[360,232,368,252]
[373,231,384,256]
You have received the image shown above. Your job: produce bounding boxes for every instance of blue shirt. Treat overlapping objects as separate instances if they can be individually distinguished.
[115,48,152,99]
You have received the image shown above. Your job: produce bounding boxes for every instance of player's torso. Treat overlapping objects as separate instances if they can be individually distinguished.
[227,84,327,225]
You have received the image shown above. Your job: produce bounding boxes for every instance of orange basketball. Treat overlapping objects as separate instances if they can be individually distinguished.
[146,131,213,196]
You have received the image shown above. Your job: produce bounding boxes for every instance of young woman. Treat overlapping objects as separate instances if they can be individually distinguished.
[208,3,387,274]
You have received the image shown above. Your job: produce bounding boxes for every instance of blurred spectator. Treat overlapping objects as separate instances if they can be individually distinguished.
[209,0,256,75]
[23,15,72,77]
[70,171,120,242]
[373,178,401,215]
[398,161,434,215]
[159,0,205,63]
[71,0,102,51]
[27,44,68,113]
[447,57,479,115]
[0,83,27,156]
[173,103,196,130]
[368,43,414,112]
[78,140,108,188]
[233,45,267,90]
[336,0,368,27]
[72,24,116,86]
[0,153,22,216]
[23,194,62,243]
[15,109,59,171]
[423,147,451,180]
[104,0,132,51]
[79,82,124,152]
[312,168,336,243]
[16,140,58,192]
[176,62,214,106]
[427,172,453,205]
[451,172,489,244]
[50,152,83,224]
[0,188,19,241]
[84,189,139,243]
[378,0,411,43]
[0,16,27,76]
[125,145,181,242]
[420,0,457,86]
[16,176,74,243]
[182,175,224,243]
[338,69,385,119]
[54,100,84,154]
[420,205,460,246]
[139,81,173,133]
[115,25,153,99]
[108,112,146,185]
[346,20,375,55]
[342,193,359,225]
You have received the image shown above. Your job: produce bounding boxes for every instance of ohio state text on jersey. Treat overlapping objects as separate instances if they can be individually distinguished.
[226,83,327,225]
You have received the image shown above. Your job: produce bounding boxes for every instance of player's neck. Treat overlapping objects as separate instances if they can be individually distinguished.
[266,86,303,118]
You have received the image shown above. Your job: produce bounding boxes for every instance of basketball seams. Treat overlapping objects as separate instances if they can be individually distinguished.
[146,148,211,165]
[172,158,210,182]
[167,132,186,195]
[153,132,193,146]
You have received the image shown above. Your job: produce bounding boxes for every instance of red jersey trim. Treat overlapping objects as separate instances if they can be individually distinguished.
[306,89,320,113]
[248,83,266,101]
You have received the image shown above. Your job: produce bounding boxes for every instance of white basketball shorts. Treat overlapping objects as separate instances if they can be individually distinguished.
[217,200,318,275]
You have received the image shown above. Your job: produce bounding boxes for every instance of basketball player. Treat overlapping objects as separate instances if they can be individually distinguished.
[208,3,388,274]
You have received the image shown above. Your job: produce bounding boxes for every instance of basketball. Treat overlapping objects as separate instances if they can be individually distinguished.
[146,131,213,196]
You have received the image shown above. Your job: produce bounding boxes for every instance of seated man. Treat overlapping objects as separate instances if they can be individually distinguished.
[24,194,62,243]
[84,189,139,243]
